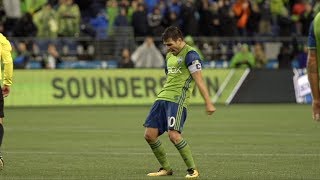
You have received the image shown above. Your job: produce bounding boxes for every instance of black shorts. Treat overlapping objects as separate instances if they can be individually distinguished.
[0,86,4,118]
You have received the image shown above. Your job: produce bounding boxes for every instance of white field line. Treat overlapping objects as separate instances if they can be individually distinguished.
[212,69,235,103]
[5,128,315,137]
[5,151,320,157]
[226,68,250,105]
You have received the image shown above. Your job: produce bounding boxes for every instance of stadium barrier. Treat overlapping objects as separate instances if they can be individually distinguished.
[230,69,297,103]
[5,69,246,107]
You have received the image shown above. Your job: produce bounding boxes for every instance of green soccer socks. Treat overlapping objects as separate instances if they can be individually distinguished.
[175,139,196,169]
[148,139,171,171]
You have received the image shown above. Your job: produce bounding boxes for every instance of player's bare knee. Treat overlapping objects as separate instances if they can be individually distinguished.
[168,131,182,144]
[144,132,157,143]
[144,128,158,142]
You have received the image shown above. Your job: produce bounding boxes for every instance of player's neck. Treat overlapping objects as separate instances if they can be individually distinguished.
[177,42,186,55]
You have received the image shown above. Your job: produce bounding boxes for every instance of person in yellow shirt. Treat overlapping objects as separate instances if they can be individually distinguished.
[0,33,14,170]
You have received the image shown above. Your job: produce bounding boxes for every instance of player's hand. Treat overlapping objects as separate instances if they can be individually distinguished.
[206,103,216,115]
[2,85,10,98]
[312,100,320,122]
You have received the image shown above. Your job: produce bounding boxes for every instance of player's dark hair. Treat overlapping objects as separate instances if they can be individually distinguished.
[162,26,184,41]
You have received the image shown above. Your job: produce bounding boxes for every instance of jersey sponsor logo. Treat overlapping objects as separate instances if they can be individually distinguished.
[168,116,176,127]
[167,66,182,74]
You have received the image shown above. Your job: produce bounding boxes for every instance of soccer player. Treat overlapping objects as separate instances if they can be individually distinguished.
[307,12,320,122]
[0,33,14,170]
[143,26,216,178]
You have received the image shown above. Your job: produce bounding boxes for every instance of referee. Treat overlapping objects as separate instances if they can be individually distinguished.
[0,33,14,170]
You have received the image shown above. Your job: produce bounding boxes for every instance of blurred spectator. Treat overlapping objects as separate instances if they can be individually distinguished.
[270,0,287,35]
[291,0,307,35]
[209,2,222,36]
[115,7,129,27]
[0,0,22,36]
[253,42,267,68]
[181,0,198,36]
[147,6,164,36]
[131,36,164,68]
[313,0,320,14]
[57,0,80,37]
[89,10,108,39]
[257,0,272,35]
[131,3,148,37]
[230,43,255,68]
[292,0,306,16]
[296,44,307,68]
[3,0,22,19]
[277,8,293,36]
[163,11,181,28]
[219,2,238,36]
[167,0,182,17]
[33,3,58,38]
[74,0,94,21]
[270,0,287,18]
[184,35,204,60]
[127,0,138,24]
[246,1,261,36]
[300,2,314,36]
[119,0,131,8]
[232,0,251,36]
[157,0,167,16]
[277,43,294,69]
[12,13,37,37]
[14,41,31,69]
[42,43,62,69]
[119,48,134,68]
[106,0,119,35]
[20,0,46,14]
[198,0,218,36]
[144,0,159,14]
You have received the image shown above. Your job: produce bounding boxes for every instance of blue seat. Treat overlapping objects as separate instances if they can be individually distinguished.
[26,61,42,69]
[106,60,118,68]
[202,60,229,68]
[265,59,278,69]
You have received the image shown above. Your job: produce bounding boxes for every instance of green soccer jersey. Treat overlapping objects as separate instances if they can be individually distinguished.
[156,44,201,107]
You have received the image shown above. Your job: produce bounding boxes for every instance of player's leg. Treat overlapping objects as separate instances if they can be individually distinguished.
[144,127,172,176]
[0,87,4,170]
[143,100,172,176]
[166,102,199,178]
[168,130,199,178]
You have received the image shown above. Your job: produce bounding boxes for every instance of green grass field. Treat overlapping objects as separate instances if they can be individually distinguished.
[0,104,319,180]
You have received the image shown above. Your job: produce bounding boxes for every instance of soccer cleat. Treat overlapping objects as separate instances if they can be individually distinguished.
[185,168,199,179]
[0,156,3,171]
[147,167,173,176]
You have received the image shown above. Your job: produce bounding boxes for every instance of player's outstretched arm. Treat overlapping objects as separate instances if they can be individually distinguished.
[307,49,320,121]
[191,71,216,115]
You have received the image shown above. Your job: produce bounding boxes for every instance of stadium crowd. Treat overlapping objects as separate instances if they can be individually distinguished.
[0,0,318,69]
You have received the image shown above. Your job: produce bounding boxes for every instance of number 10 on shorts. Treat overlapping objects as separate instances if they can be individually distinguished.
[168,116,176,128]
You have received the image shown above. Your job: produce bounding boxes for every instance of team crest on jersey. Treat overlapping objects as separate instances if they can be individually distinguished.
[177,57,182,64]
